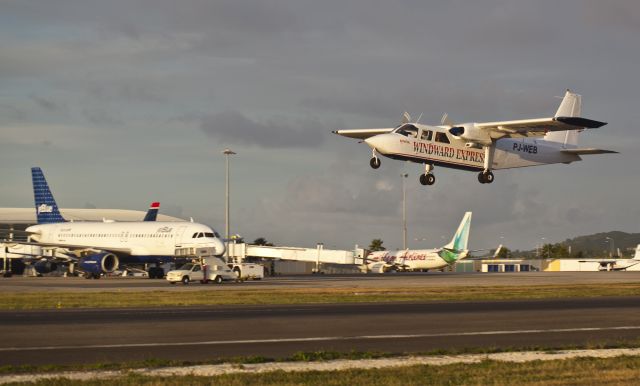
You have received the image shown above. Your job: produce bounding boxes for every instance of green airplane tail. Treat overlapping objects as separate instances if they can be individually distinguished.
[444,212,472,253]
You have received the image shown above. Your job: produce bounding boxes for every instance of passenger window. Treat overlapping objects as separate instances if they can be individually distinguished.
[421,130,433,141]
[435,132,450,144]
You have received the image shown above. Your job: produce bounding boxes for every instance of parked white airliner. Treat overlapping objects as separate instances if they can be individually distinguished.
[367,212,472,273]
[23,167,225,278]
[334,90,616,186]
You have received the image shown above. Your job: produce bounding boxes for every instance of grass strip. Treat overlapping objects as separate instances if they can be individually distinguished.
[1,283,640,310]
[14,355,640,385]
[3,340,640,375]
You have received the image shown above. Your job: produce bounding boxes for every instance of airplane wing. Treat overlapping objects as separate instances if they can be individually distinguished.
[332,128,394,140]
[475,116,607,139]
[1,240,132,255]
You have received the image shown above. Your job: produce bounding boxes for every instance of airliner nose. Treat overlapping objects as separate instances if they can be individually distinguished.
[214,238,226,256]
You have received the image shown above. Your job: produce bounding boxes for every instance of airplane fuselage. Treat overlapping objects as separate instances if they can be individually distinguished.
[27,221,225,264]
[367,248,457,271]
[368,124,581,172]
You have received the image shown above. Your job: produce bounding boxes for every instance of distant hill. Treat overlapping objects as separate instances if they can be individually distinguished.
[513,231,640,259]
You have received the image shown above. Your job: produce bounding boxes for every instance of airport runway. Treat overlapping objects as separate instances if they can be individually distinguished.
[2,271,640,292]
[1,297,639,366]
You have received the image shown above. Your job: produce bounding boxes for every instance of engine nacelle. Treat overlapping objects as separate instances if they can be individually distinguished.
[449,123,492,146]
[79,253,119,274]
[34,260,58,274]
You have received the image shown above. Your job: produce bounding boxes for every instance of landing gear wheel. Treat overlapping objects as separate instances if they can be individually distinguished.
[484,171,494,183]
[478,171,494,184]
[419,173,435,186]
[370,157,381,169]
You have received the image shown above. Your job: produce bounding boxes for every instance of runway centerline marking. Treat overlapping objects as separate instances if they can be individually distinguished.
[1,326,640,352]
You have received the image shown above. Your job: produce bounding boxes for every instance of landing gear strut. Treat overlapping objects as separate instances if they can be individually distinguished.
[478,144,496,184]
[419,163,435,186]
[370,149,381,169]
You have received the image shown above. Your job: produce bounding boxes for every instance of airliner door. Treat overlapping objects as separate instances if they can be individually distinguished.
[120,231,129,243]
[174,226,188,247]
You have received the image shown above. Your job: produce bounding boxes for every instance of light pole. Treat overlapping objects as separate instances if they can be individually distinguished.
[605,237,615,257]
[223,148,236,262]
[401,173,408,250]
[539,237,546,258]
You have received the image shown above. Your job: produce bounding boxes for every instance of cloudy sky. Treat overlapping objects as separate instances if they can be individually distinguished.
[1,0,639,251]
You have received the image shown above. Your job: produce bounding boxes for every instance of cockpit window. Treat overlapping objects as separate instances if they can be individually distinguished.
[192,233,198,238]
[204,232,215,238]
[434,132,450,144]
[394,124,418,138]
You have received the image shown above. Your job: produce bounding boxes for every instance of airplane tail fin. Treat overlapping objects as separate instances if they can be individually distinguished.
[633,245,640,260]
[31,167,65,224]
[554,90,582,118]
[545,90,583,147]
[493,244,504,258]
[143,202,160,221]
[444,212,472,252]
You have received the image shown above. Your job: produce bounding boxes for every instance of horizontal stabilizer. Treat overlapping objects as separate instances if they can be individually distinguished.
[560,148,619,155]
[555,116,607,129]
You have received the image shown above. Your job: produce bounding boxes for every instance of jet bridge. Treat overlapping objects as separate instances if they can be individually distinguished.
[227,243,363,266]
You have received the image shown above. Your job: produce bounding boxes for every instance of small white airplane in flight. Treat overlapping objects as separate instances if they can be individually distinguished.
[367,212,475,273]
[334,90,616,185]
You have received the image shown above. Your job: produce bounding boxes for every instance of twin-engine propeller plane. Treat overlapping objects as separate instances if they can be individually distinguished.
[333,90,616,185]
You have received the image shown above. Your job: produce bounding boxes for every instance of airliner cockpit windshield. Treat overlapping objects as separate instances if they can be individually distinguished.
[192,231,221,238]
[394,124,419,138]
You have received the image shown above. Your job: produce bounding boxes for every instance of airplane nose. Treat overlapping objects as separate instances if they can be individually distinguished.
[364,136,380,149]
[215,238,226,256]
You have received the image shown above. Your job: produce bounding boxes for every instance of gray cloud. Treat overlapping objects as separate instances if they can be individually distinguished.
[199,111,324,148]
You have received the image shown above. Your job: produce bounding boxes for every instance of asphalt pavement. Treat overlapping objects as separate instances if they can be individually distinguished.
[1,297,639,365]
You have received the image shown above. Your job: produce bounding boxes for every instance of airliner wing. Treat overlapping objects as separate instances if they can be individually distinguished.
[2,240,132,255]
[475,116,607,139]
[332,128,394,140]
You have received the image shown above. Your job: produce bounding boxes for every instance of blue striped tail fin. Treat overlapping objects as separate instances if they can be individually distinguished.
[31,167,65,224]
[143,202,160,221]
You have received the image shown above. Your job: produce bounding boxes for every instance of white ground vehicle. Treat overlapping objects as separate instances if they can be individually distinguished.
[230,263,264,280]
[166,257,237,285]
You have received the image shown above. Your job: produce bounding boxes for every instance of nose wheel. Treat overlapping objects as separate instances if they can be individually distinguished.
[419,173,435,186]
[370,157,381,169]
[478,171,494,184]
[419,163,435,186]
